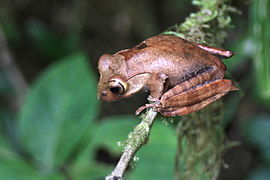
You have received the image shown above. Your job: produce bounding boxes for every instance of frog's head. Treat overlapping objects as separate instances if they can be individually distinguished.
[97,54,150,101]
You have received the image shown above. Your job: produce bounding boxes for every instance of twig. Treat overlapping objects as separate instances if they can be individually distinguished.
[0,26,28,108]
[105,109,157,180]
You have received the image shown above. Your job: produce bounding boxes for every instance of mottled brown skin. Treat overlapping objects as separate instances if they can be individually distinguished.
[97,35,238,117]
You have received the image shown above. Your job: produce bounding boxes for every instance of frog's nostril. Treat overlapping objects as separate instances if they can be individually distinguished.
[101,91,107,97]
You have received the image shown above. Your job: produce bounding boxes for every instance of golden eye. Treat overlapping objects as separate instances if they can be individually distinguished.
[108,78,127,95]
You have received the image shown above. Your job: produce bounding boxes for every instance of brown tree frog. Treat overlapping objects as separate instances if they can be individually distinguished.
[97,35,238,117]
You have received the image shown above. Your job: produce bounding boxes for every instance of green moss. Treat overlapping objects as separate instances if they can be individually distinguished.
[163,0,239,45]
[126,122,150,150]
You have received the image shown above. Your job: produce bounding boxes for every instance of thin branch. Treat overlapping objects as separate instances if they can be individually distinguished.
[105,109,157,180]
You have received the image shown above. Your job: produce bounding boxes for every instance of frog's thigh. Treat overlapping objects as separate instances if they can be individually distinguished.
[161,66,224,102]
[158,79,237,115]
[159,92,227,117]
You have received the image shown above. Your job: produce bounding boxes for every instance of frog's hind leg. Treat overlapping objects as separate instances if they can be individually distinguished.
[135,66,225,116]
[157,79,238,117]
[159,92,227,117]
[196,43,235,58]
[160,65,224,102]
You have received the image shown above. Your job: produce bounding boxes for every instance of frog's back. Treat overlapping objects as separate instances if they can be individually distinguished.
[117,35,225,82]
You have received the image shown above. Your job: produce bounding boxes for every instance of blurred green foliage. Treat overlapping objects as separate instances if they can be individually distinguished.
[239,1,270,179]
[243,115,270,180]
[18,53,98,172]
[0,52,177,179]
[251,0,270,106]
[248,168,270,180]
[243,115,270,164]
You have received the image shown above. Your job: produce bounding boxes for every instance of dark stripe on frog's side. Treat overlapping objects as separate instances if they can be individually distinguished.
[177,66,213,84]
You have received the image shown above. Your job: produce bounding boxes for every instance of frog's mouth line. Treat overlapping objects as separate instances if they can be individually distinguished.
[125,72,151,81]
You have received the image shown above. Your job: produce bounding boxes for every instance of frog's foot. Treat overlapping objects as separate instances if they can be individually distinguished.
[135,96,162,115]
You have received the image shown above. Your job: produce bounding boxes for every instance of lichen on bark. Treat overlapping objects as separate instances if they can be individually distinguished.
[163,0,239,45]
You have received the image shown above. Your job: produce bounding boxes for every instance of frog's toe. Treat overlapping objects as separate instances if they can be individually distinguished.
[135,104,156,115]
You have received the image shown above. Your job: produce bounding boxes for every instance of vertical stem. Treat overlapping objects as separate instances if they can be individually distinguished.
[252,0,270,101]
[175,100,225,180]
[165,0,237,179]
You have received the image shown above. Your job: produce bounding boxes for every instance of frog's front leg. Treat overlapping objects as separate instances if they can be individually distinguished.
[155,79,238,117]
[147,73,168,100]
[135,73,167,114]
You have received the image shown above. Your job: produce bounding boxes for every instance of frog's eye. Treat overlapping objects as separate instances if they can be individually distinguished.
[108,78,127,95]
